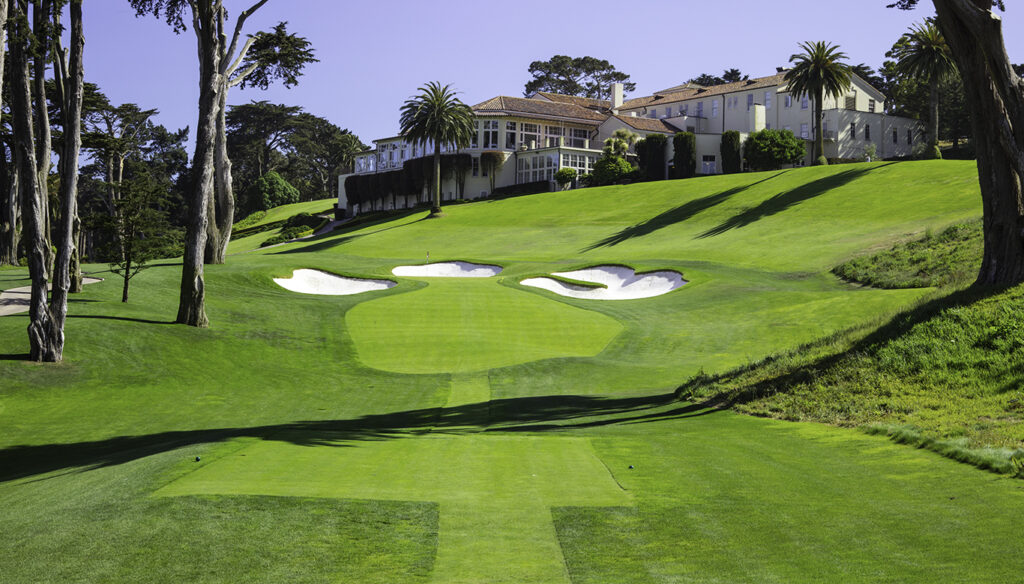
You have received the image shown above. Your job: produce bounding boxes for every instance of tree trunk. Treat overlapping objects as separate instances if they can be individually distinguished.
[32,0,51,258]
[205,85,232,264]
[431,144,442,214]
[813,89,824,163]
[47,0,84,361]
[121,258,130,303]
[0,0,12,267]
[929,81,941,155]
[69,213,82,293]
[9,0,52,361]
[177,3,219,328]
[933,0,1024,285]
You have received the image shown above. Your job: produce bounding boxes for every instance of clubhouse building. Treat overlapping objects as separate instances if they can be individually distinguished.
[340,69,922,216]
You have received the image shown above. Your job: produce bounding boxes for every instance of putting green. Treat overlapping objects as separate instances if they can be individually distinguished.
[157,433,630,584]
[346,279,623,373]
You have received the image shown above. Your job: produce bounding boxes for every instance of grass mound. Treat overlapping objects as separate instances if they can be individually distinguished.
[833,220,982,288]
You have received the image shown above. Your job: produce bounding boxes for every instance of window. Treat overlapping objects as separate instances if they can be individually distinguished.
[893,129,898,144]
[864,124,871,141]
[483,120,499,148]
[801,95,809,109]
[696,102,703,117]
[712,100,719,118]
[850,122,856,138]
[520,123,539,149]
[470,121,479,148]
[681,104,689,116]
[506,121,517,149]
[545,125,564,147]
[907,128,913,144]
[764,91,772,109]
[747,94,754,111]
[472,156,479,177]
[785,94,793,108]
[701,155,717,174]
[649,108,657,119]
[568,128,588,148]
[868,99,876,113]
[800,123,809,139]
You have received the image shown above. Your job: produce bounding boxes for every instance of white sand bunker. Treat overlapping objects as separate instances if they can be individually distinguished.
[392,261,502,278]
[521,265,686,300]
[274,269,396,295]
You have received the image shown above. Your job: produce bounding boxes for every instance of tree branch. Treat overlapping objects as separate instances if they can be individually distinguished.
[224,35,255,78]
[223,0,269,70]
[227,62,258,87]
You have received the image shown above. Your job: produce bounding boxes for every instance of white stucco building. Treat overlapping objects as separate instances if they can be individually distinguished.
[338,68,922,216]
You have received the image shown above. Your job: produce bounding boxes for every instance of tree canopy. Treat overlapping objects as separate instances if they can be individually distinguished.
[524,55,636,100]
[688,69,749,87]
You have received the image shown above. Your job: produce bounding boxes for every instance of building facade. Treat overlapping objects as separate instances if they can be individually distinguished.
[339,69,922,216]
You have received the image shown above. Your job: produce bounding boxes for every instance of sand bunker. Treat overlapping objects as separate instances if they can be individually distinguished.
[392,261,502,278]
[521,265,686,300]
[0,277,102,317]
[274,269,396,295]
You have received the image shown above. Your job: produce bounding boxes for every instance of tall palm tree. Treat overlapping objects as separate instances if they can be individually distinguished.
[785,41,852,165]
[399,82,475,215]
[892,21,957,159]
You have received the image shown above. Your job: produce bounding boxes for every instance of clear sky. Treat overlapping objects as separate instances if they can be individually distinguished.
[82,1,1024,151]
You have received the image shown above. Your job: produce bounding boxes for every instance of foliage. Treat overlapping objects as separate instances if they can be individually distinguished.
[688,68,749,86]
[743,129,805,171]
[554,167,577,188]
[491,180,550,197]
[479,151,506,193]
[833,220,981,288]
[635,134,667,181]
[259,225,313,247]
[892,20,957,151]
[244,171,299,213]
[863,143,878,161]
[233,22,318,90]
[673,132,696,179]
[602,128,638,158]
[590,156,633,186]
[92,170,182,302]
[234,210,267,229]
[524,55,636,100]
[720,131,742,174]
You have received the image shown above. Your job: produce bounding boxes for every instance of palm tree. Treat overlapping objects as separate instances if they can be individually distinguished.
[785,41,852,165]
[399,82,475,215]
[602,128,638,158]
[892,21,957,159]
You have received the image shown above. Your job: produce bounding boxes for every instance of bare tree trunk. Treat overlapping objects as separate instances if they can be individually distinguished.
[10,0,52,360]
[69,213,82,292]
[431,144,442,215]
[46,0,84,361]
[928,82,941,157]
[933,0,1024,285]
[205,84,232,264]
[177,3,219,327]
[0,0,13,267]
[32,0,51,259]
[813,89,824,163]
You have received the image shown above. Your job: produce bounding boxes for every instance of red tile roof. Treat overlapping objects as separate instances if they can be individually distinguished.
[472,96,608,123]
[618,72,788,111]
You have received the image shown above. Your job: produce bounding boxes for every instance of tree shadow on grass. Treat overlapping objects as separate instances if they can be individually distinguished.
[0,391,719,483]
[272,210,429,256]
[69,314,176,325]
[583,172,788,252]
[696,164,895,239]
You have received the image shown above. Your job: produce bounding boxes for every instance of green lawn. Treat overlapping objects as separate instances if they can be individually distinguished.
[3,160,1021,582]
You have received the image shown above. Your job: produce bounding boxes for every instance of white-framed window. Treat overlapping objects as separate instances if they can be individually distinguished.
[800,123,809,139]
[868,98,876,113]
[505,121,517,149]
[483,120,499,148]
[568,128,588,148]
[520,123,540,149]
[472,156,479,177]
[801,95,809,109]
[649,108,658,119]
[470,121,479,148]
[764,91,772,109]
[747,94,754,111]
[696,102,703,117]
[701,154,716,174]
[712,100,719,118]
[785,94,792,108]
[864,124,871,141]
[545,125,564,147]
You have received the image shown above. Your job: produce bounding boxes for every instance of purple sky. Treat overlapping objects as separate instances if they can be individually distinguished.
[83,1,1024,151]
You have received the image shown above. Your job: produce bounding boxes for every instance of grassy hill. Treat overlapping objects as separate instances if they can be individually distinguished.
[2,160,1022,583]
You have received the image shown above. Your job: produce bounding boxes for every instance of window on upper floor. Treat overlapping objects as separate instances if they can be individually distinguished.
[470,121,479,149]
[864,124,871,141]
[868,98,876,113]
[784,95,792,108]
[483,120,499,149]
[764,91,772,109]
[696,102,703,117]
[747,94,754,111]
[520,123,540,149]
[801,95,809,109]
[682,104,689,116]
[568,128,588,148]
[712,100,719,118]
[545,125,564,148]
[649,108,658,119]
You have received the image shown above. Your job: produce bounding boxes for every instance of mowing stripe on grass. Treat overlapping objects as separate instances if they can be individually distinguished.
[154,433,630,583]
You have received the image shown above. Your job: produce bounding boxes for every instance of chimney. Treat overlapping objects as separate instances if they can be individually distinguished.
[612,82,624,112]
[776,66,785,73]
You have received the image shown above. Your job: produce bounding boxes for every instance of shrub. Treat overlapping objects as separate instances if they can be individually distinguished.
[234,210,267,229]
[720,131,742,174]
[554,167,577,189]
[591,156,634,186]
[637,133,668,181]
[259,225,313,248]
[284,212,322,230]
[815,155,829,166]
[743,129,806,171]
[673,132,696,179]
[491,180,549,198]
[246,171,300,213]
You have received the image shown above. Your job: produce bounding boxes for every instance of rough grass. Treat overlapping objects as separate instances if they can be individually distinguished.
[833,220,982,288]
